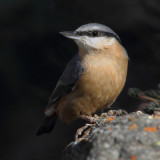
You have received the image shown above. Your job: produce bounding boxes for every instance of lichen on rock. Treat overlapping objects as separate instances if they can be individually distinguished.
[62,111,160,160]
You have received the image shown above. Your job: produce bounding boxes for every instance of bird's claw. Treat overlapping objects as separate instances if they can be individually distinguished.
[101,109,128,117]
[107,109,128,116]
[75,123,93,140]
[78,115,97,123]
[75,114,99,140]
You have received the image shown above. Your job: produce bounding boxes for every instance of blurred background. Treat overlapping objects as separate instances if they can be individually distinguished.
[0,0,160,159]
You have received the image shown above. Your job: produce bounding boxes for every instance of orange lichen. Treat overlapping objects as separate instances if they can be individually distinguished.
[78,138,82,141]
[105,117,116,124]
[108,128,112,131]
[144,127,158,132]
[108,117,116,122]
[131,155,136,160]
[129,124,137,130]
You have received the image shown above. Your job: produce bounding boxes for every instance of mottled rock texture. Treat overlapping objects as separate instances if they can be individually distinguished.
[62,112,160,160]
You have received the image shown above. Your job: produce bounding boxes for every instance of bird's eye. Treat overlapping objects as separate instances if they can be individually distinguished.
[91,31,99,37]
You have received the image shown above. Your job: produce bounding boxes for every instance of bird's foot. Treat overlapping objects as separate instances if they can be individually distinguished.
[78,115,98,123]
[75,114,99,140]
[108,109,128,116]
[75,123,94,140]
[101,109,128,117]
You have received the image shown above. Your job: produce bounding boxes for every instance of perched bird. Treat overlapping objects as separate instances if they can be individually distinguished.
[37,23,129,136]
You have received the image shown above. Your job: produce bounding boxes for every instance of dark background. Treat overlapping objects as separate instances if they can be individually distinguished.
[0,0,160,160]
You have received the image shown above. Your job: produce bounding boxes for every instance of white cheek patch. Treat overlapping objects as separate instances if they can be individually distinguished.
[83,37,106,48]
[76,36,116,50]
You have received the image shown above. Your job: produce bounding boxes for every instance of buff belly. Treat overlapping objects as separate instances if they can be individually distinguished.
[56,57,127,123]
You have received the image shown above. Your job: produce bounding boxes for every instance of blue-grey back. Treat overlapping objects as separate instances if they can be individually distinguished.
[48,54,83,105]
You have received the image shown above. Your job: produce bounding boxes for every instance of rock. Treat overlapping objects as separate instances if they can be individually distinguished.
[62,111,160,160]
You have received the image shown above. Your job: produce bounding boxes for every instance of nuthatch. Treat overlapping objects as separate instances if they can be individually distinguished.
[37,23,128,135]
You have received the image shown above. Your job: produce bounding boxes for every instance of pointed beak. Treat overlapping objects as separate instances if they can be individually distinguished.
[59,31,80,40]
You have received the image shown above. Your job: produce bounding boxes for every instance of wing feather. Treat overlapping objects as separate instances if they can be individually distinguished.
[48,54,83,106]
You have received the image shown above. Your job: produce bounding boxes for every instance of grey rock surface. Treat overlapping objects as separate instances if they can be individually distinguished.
[62,111,160,160]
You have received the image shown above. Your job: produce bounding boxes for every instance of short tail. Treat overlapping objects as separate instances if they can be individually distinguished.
[36,115,58,136]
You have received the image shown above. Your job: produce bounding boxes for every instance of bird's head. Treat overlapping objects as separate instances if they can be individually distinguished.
[60,23,121,52]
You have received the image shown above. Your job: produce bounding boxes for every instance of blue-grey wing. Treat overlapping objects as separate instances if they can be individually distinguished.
[48,54,83,105]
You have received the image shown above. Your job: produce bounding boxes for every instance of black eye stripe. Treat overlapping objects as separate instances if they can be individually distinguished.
[76,31,121,43]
